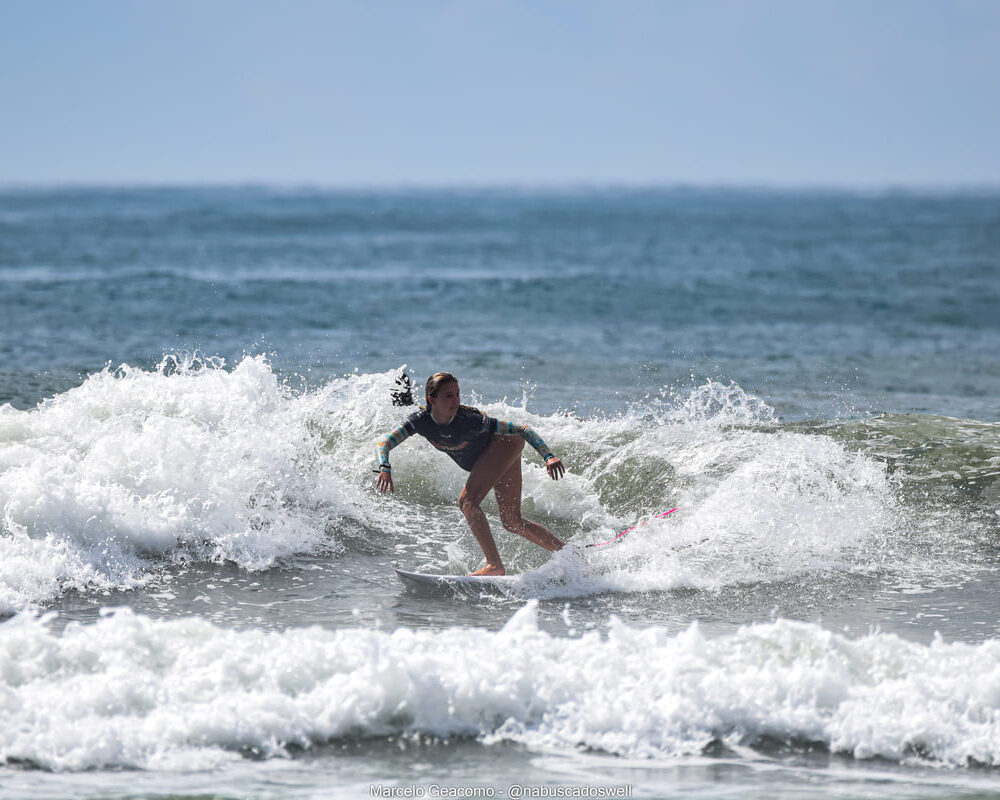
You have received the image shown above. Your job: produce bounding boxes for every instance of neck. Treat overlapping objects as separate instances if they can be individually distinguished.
[430,407,456,425]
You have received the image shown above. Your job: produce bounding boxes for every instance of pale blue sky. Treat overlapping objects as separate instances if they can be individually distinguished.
[2,0,998,187]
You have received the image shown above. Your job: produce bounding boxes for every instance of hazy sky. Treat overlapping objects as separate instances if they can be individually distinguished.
[2,0,998,187]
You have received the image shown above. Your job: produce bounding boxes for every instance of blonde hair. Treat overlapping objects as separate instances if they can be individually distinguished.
[425,372,458,406]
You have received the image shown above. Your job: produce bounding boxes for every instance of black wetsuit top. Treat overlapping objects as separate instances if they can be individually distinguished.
[377,407,555,474]
[401,406,498,472]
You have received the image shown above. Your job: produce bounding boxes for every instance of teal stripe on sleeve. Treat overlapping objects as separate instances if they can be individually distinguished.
[376,423,412,467]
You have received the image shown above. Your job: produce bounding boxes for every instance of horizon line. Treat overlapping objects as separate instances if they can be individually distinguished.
[3,178,1000,196]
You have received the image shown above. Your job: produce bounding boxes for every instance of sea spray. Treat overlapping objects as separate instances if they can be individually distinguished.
[553,381,900,595]
[0,356,364,613]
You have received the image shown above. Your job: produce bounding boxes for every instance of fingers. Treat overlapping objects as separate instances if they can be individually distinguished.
[546,458,565,480]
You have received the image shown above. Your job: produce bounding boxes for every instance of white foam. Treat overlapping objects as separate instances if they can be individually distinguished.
[0,356,370,613]
[585,423,899,594]
[484,381,900,597]
[3,606,1000,771]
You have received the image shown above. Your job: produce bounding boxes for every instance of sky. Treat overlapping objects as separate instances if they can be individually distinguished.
[1,0,998,188]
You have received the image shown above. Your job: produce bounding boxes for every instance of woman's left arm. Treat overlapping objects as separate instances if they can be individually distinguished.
[493,419,565,480]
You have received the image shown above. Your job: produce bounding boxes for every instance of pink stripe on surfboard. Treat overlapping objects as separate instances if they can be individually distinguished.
[589,507,678,547]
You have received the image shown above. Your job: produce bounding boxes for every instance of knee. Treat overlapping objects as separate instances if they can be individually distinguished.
[499,513,523,533]
[458,492,478,517]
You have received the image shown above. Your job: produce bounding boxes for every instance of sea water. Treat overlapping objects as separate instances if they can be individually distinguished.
[1,187,999,799]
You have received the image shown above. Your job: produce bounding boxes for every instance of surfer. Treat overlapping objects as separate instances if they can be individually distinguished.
[375,372,565,576]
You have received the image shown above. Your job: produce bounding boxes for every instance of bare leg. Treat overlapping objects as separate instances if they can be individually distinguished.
[459,437,564,575]
[494,455,565,552]
[459,436,525,576]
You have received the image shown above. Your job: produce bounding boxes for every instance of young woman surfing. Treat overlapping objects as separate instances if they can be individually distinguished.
[376,372,565,576]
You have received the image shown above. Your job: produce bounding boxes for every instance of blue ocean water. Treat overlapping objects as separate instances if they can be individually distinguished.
[1,187,1000,799]
[3,187,998,418]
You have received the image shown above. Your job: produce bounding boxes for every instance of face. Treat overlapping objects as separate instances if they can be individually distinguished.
[429,381,460,419]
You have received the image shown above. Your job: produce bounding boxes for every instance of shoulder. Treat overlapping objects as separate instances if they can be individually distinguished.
[457,405,495,431]
[403,408,430,432]
[457,405,488,422]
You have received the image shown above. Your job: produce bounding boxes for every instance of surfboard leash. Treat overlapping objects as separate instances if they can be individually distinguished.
[586,507,678,548]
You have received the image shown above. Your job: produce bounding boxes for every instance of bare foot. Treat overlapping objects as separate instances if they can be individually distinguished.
[469,564,505,576]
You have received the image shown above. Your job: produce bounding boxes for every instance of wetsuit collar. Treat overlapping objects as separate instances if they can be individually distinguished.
[430,408,457,425]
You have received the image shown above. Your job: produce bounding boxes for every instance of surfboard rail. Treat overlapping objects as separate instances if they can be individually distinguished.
[394,567,515,588]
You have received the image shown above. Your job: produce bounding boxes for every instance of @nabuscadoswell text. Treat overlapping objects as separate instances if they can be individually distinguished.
[370,784,632,798]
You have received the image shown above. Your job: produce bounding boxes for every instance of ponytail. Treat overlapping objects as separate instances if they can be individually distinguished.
[390,372,415,406]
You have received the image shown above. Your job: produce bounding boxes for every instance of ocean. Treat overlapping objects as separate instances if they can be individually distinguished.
[1,186,999,799]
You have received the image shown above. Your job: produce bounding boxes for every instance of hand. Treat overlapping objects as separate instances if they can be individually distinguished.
[545,456,565,480]
[376,470,394,493]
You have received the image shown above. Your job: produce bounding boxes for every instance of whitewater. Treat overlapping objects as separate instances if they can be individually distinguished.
[0,356,920,613]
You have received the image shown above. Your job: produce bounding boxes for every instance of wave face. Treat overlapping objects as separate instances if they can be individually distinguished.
[3,358,997,613]
[2,603,1000,771]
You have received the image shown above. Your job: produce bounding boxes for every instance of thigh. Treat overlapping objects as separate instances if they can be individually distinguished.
[493,457,523,520]
[463,436,523,506]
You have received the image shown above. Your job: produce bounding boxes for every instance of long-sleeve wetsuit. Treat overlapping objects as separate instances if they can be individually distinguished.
[377,406,555,473]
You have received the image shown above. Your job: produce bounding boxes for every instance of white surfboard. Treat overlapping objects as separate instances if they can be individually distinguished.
[394,508,679,591]
[394,567,516,589]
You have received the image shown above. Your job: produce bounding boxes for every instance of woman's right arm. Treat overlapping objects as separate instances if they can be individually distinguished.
[375,423,412,493]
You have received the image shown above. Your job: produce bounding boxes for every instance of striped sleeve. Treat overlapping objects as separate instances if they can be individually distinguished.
[376,423,412,468]
[492,418,555,462]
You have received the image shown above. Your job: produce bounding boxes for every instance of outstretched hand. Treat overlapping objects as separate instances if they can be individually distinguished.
[545,456,565,480]
[376,470,394,493]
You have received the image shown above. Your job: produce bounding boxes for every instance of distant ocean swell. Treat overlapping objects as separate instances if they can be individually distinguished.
[3,603,1000,771]
[0,356,994,613]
